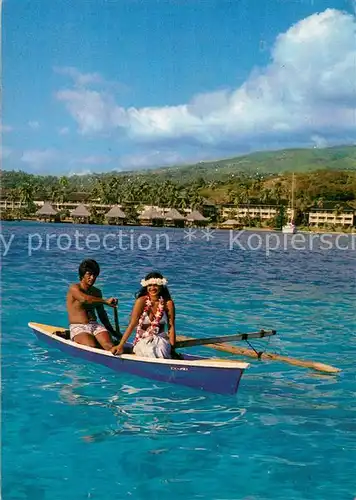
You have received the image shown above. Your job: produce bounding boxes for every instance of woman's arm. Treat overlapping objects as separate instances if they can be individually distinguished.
[111,297,145,355]
[166,299,176,347]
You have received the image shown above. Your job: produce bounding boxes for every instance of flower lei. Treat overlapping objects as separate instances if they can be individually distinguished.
[134,295,165,345]
[140,277,168,287]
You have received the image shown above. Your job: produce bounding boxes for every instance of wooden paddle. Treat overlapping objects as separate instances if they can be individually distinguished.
[113,305,122,341]
[175,334,341,374]
[175,329,276,348]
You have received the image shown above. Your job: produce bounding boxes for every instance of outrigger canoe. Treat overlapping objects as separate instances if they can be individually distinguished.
[29,322,250,395]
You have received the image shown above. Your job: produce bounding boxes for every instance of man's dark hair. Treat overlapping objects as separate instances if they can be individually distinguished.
[79,259,100,279]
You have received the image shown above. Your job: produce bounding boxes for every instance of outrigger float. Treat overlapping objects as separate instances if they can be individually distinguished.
[29,323,340,395]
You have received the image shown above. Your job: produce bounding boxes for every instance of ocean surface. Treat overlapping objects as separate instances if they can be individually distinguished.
[2,221,355,500]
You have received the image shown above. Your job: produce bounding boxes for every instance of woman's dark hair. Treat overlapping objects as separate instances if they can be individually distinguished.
[79,259,100,279]
[136,271,172,300]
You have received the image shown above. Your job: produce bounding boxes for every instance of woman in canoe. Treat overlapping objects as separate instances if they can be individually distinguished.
[111,272,176,358]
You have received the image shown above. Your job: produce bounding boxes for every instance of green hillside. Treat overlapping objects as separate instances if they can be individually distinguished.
[139,145,356,182]
[2,145,356,195]
[2,143,356,224]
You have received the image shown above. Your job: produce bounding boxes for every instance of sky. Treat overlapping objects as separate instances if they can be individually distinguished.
[2,0,356,176]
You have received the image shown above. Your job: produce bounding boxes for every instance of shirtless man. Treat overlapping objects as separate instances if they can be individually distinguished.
[66,259,120,350]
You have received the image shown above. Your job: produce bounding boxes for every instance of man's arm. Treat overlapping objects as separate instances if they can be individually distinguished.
[70,284,117,307]
[111,298,145,355]
[95,290,120,337]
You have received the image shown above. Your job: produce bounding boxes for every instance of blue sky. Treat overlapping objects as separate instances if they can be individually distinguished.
[2,0,356,175]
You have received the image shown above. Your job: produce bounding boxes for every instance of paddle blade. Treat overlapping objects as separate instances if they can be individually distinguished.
[175,335,341,374]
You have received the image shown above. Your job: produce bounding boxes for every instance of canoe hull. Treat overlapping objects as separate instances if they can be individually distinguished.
[29,323,248,395]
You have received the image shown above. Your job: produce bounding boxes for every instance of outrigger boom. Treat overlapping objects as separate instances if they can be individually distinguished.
[175,329,276,349]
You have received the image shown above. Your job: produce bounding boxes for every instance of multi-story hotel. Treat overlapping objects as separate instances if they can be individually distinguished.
[221,204,293,221]
[308,209,354,227]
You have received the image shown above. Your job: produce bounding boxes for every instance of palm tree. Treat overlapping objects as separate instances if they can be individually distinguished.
[59,176,70,203]
[250,178,262,197]
[6,188,20,209]
[317,197,324,209]
[18,182,37,215]
[176,191,188,211]
[232,190,245,206]
[92,179,112,204]
[19,182,35,206]
[295,196,312,225]
[47,185,60,203]
[137,181,150,204]
[333,204,343,217]
[270,182,283,205]
[259,188,271,204]
[170,186,181,208]
[123,184,136,203]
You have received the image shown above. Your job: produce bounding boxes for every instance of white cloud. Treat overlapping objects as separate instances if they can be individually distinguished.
[54,66,128,94]
[28,121,40,130]
[72,155,111,165]
[57,9,356,156]
[54,66,104,87]
[58,126,70,135]
[119,150,192,169]
[56,89,120,134]
[0,124,13,133]
[68,168,92,177]
[21,149,59,170]
[311,135,328,148]
[1,146,12,159]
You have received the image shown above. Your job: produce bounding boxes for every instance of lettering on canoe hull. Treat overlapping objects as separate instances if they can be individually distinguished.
[171,367,189,371]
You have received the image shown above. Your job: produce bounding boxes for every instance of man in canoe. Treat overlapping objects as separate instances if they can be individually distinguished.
[111,272,176,358]
[67,259,120,350]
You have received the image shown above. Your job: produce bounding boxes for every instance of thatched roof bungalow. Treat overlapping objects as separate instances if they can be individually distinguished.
[220,219,240,229]
[105,205,126,225]
[164,208,185,227]
[71,203,90,223]
[36,202,58,221]
[165,208,185,220]
[36,202,58,216]
[185,210,209,226]
[138,208,164,226]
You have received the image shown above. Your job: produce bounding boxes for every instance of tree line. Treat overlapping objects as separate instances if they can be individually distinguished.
[1,168,355,224]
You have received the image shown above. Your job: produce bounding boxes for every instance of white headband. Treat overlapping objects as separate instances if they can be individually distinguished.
[140,277,168,287]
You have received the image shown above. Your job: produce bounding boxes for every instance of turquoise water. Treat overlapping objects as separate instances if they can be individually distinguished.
[2,222,355,500]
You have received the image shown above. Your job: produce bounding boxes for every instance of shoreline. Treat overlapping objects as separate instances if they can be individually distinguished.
[1,218,354,235]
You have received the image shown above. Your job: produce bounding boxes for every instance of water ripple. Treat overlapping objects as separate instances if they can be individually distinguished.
[2,222,355,500]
